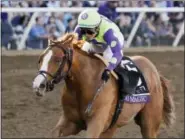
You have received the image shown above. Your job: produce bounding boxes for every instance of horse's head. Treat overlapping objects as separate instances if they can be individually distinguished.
[32,33,77,96]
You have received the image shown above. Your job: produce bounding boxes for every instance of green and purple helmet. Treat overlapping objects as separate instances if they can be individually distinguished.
[77,9,101,29]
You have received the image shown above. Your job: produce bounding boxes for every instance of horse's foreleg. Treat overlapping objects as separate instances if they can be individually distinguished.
[86,116,105,138]
[51,115,67,137]
[99,127,117,138]
[86,111,109,138]
[58,121,81,137]
[51,115,80,137]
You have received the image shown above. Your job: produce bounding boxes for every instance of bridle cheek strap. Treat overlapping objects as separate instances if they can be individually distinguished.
[38,47,73,91]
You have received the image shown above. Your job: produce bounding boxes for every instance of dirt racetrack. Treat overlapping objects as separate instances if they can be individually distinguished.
[2,48,184,138]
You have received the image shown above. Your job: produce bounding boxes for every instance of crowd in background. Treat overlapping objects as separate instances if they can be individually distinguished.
[1,0,184,50]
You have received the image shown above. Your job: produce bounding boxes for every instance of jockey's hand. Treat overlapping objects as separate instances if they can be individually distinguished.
[101,69,110,82]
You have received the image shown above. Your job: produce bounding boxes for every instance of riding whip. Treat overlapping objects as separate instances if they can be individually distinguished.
[85,81,106,115]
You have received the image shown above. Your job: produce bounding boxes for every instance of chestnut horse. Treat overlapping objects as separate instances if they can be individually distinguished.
[32,33,175,138]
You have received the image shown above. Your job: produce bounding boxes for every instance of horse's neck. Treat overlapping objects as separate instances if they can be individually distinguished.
[66,49,104,99]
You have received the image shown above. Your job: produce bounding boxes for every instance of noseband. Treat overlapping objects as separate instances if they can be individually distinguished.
[38,46,73,91]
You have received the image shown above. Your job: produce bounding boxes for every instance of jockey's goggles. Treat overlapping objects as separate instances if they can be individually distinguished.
[80,28,97,35]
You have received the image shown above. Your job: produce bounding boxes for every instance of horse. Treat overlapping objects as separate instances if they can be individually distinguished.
[32,33,175,138]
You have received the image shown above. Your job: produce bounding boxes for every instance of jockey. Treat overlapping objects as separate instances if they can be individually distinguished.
[74,9,124,83]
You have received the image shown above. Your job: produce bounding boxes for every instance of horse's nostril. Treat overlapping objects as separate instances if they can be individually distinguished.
[40,84,45,88]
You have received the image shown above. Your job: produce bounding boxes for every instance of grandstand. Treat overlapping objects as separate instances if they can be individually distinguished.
[1,0,184,50]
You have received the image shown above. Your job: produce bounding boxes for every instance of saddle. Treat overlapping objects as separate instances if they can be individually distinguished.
[94,54,141,96]
[94,54,149,129]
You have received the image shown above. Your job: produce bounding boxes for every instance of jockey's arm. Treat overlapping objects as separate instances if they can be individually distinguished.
[103,29,123,71]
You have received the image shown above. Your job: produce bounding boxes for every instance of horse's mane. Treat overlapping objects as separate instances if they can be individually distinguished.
[49,33,81,49]
[49,33,96,58]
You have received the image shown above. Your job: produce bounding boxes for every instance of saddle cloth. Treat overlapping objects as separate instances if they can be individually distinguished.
[94,54,150,103]
[117,56,150,103]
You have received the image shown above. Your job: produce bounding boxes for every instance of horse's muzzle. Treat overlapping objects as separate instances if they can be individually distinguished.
[40,83,46,89]
[32,75,47,97]
[33,81,54,97]
[33,85,46,97]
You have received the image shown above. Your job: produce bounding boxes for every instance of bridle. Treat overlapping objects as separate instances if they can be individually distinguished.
[38,45,73,91]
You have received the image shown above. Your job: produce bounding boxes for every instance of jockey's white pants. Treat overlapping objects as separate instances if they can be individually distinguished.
[81,33,124,62]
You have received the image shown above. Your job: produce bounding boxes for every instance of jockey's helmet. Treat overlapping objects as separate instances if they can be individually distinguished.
[78,9,101,29]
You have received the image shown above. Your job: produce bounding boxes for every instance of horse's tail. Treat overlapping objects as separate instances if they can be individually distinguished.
[160,75,176,128]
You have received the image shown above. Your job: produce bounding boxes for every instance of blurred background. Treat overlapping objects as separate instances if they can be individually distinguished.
[1,0,184,50]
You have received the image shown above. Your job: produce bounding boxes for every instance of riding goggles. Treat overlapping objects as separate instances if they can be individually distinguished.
[80,28,97,35]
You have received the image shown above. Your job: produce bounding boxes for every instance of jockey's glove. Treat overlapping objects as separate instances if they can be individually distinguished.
[101,69,110,82]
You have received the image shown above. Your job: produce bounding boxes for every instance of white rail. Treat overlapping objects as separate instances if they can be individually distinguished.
[2,7,184,13]
[125,12,145,48]
[19,12,39,50]
[173,21,184,47]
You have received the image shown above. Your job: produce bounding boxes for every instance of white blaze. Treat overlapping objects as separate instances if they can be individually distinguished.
[40,50,53,71]
[33,50,53,89]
